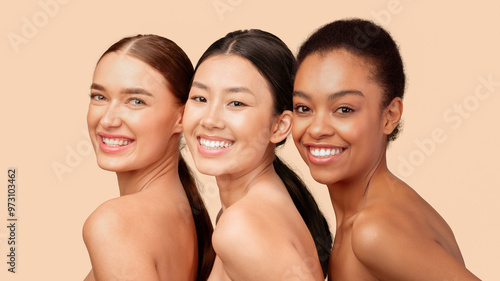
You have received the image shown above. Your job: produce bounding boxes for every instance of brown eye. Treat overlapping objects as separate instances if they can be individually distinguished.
[336,106,354,114]
[228,101,246,107]
[191,96,207,102]
[293,105,310,113]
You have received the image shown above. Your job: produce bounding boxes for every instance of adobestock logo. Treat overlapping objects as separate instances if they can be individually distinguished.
[7,0,72,54]
[353,0,412,48]
[51,130,93,183]
[397,74,499,178]
[212,0,243,21]
[371,0,412,26]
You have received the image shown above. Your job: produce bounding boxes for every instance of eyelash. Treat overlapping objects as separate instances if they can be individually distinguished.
[293,105,310,114]
[90,93,105,101]
[129,98,146,106]
[336,106,354,114]
[89,94,146,107]
[191,96,207,102]
[190,96,247,107]
[228,101,246,107]
[293,105,355,115]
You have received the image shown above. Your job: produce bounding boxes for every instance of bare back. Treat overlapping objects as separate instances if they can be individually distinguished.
[83,183,197,281]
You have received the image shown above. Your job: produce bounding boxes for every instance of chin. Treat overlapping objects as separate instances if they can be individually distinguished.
[195,163,232,177]
[310,168,340,186]
[96,159,130,173]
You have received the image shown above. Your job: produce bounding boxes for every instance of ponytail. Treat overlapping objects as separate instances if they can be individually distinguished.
[178,157,216,281]
[273,156,332,278]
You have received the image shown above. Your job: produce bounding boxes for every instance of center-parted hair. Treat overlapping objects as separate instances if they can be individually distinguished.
[297,19,406,142]
[194,29,333,277]
[98,34,215,281]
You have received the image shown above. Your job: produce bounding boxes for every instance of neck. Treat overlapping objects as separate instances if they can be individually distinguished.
[216,149,276,210]
[327,151,389,226]
[116,142,181,196]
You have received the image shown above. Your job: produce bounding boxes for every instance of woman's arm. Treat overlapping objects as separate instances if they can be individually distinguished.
[213,206,322,281]
[83,200,160,281]
[351,208,481,281]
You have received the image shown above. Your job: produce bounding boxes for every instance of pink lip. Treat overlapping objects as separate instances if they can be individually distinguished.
[97,132,135,153]
[197,135,233,157]
[305,143,346,165]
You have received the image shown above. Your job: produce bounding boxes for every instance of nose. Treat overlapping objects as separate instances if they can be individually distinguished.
[200,102,225,130]
[100,101,122,129]
[307,111,335,140]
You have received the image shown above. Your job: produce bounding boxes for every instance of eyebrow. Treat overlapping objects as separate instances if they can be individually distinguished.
[90,83,105,91]
[192,81,208,91]
[122,88,153,97]
[90,83,153,97]
[293,90,364,101]
[192,81,255,96]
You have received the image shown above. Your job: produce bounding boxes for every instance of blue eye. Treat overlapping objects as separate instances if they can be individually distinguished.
[130,98,145,106]
[90,93,106,101]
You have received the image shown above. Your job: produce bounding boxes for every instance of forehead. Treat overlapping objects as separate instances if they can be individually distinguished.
[194,55,271,92]
[94,52,167,90]
[294,49,382,100]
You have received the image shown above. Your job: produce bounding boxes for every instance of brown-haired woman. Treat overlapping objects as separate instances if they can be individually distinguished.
[83,34,214,281]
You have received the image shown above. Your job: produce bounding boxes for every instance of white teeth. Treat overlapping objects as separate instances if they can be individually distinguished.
[310,147,344,158]
[199,138,233,149]
[103,137,132,147]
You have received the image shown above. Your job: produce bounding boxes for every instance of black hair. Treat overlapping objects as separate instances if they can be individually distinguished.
[195,29,332,277]
[297,19,406,142]
[99,34,215,280]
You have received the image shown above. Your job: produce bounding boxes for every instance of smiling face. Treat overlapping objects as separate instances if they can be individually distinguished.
[87,52,183,172]
[292,49,393,185]
[183,55,281,178]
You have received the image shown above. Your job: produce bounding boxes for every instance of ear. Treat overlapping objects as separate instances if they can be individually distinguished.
[270,110,292,144]
[173,104,185,134]
[382,97,403,136]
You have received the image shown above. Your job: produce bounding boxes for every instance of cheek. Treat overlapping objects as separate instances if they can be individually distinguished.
[232,111,273,155]
[334,118,360,142]
[291,118,308,144]
[86,106,99,128]
[182,105,202,135]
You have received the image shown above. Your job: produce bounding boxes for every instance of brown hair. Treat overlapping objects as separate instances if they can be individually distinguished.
[98,34,215,280]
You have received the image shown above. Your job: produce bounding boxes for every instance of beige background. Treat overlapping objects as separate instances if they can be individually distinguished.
[1,0,499,280]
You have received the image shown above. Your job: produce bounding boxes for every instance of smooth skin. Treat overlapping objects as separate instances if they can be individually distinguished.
[183,55,324,281]
[292,49,480,281]
[83,53,197,281]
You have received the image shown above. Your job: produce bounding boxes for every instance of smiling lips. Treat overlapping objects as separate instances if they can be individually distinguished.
[307,145,345,164]
[199,138,233,149]
[197,136,234,156]
[309,147,344,158]
[102,137,133,147]
[98,133,135,153]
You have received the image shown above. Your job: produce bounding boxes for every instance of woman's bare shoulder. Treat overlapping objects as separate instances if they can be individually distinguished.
[212,201,319,280]
[213,196,295,255]
[83,196,143,245]
[349,178,479,280]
